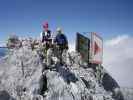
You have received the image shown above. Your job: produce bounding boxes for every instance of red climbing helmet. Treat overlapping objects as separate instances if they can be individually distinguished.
[42,21,49,29]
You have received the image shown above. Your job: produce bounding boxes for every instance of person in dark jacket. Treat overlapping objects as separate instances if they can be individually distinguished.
[54,28,68,50]
[53,27,68,64]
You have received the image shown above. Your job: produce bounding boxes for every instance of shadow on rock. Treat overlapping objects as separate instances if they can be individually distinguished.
[0,90,15,100]
[102,73,124,100]
[56,65,78,84]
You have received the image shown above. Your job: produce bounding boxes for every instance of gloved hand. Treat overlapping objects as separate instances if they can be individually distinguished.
[65,44,69,50]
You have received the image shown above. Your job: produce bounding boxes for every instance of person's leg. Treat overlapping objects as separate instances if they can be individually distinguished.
[46,48,53,67]
[43,42,49,59]
[39,75,47,95]
[40,43,45,60]
[62,49,68,64]
[59,45,64,65]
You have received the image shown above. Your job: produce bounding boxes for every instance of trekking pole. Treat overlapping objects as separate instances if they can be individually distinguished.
[21,61,25,76]
[21,48,25,77]
[67,52,75,70]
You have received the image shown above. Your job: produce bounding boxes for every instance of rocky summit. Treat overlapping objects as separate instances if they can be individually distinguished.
[0,39,124,100]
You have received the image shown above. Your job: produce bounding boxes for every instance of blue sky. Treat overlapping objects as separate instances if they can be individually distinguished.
[0,0,133,42]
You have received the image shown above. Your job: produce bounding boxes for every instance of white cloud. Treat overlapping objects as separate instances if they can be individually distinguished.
[105,35,129,46]
[103,34,133,88]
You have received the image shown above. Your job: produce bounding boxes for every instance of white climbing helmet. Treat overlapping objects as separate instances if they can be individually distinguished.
[56,27,63,33]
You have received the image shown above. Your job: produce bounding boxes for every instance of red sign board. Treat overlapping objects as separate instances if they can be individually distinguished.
[90,32,103,64]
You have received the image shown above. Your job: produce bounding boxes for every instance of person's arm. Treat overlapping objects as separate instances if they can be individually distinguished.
[47,30,51,39]
[40,32,42,40]
[40,32,44,42]
[64,34,68,44]
[64,34,69,49]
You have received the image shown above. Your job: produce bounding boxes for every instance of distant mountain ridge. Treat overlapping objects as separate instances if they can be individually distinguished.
[0,42,6,48]
[0,48,7,57]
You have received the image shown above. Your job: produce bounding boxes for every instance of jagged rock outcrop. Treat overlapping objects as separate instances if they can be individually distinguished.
[0,39,124,100]
[6,34,22,49]
[0,47,43,100]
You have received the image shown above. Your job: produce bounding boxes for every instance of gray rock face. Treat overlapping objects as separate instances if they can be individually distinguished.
[121,88,133,100]
[0,40,124,100]
[0,47,43,100]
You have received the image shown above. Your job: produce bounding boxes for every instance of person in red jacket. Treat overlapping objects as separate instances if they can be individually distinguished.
[40,21,51,43]
[40,21,52,57]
